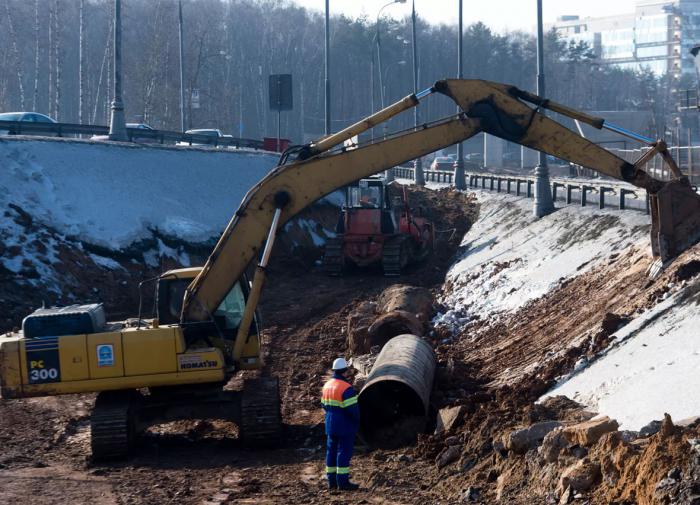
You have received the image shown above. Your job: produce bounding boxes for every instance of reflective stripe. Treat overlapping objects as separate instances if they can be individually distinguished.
[326,466,337,474]
[342,395,358,408]
[320,395,358,409]
[336,467,350,475]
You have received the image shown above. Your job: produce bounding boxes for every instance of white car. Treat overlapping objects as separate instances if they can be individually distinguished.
[0,112,57,135]
[177,128,226,147]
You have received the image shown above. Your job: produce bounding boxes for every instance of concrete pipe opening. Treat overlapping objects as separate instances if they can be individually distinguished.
[358,334,436,448]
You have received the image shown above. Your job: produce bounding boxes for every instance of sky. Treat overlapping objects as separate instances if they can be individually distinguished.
[289,0,639,32]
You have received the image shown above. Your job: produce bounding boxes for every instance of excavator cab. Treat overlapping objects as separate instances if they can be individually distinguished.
[155,267,261,368]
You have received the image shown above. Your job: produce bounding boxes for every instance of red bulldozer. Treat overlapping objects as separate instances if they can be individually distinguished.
[322,177,434,276]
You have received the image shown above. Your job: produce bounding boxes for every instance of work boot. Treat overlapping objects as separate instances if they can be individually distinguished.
[338,481,360,491]
[327,475,337,490]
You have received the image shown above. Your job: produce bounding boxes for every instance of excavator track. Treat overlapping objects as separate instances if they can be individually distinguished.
[240,377,281,447]
[90,391,140,460]
[322,237,344,276]
[382,236,410,277]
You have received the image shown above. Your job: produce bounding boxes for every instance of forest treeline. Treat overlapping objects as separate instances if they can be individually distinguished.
[0,0,684,142]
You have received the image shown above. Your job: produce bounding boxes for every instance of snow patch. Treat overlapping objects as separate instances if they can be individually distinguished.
[0,138,278,249]
[434,190,649,333]
[542,284,700,430]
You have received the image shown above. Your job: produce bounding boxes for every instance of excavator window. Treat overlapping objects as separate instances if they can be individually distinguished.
[213,282,246,330]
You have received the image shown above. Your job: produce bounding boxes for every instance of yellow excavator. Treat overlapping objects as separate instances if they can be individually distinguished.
[1,79,699,459]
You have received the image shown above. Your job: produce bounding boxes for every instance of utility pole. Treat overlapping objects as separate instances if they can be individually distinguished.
[108,0,127,141]
[453,0,466,190]
[324,0,331,135]
[412,0,425,186]
[178,0,186,132]
[533,0,554,216]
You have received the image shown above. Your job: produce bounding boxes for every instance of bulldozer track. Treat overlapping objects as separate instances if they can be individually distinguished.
[322,237,344,276]
[240,377,282,447]
[90,391,139,461]
[382,236,410,277]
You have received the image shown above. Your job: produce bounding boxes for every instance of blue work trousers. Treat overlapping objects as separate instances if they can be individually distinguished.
[325,434,355,486]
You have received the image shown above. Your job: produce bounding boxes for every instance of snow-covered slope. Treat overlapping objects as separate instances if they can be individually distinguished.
[544,282,700,430]
[435,190,650,331]
[0,138,278,249]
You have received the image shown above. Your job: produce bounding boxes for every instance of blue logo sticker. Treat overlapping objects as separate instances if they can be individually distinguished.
[97,344,114,367]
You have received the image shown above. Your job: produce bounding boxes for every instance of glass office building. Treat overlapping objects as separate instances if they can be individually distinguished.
[551,0,700,77]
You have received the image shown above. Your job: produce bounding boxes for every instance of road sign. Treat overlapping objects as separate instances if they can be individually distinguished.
[269,74,293,111]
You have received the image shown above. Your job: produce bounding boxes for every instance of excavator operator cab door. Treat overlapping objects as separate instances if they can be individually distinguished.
[156,269,260,347]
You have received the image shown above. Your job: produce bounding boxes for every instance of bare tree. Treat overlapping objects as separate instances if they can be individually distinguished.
[5,0,25,109]
[79,0,85,123]
[33,0,40,111]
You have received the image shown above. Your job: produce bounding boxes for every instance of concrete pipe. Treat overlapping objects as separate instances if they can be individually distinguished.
[358,334,436,446]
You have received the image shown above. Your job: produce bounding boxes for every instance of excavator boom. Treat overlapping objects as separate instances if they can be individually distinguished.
[183,79,700,326]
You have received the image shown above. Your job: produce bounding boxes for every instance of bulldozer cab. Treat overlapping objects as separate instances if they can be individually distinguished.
[347,178,388,210]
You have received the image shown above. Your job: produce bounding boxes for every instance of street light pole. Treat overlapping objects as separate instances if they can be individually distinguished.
[178,0,186,132]
[108,0,127,141]
[324,0,331,135]
[453,0,466,189]
[375,0,406,183]
[412,0,425,186]
[533,0,554,216]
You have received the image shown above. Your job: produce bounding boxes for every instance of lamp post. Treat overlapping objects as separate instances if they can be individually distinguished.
[453,0,466,189]
[178,0,186,132]
[533,0,554,216]
[325,0,331,135]
[412,0,425,186]
[376,0,406,182]
[108,0,127,141]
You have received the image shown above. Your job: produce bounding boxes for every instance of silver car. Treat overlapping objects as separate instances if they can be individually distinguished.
[0,112,57,135]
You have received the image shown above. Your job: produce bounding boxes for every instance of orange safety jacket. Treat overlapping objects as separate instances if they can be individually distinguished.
[321,373,360,436]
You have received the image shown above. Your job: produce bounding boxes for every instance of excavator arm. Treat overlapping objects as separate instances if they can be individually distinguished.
[183,79,700,361]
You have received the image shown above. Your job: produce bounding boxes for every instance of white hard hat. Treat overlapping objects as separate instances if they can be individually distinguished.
[332,357,348,371]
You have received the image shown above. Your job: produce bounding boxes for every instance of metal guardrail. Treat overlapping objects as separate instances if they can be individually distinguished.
[393,166,650,213]
[0,120,265,150]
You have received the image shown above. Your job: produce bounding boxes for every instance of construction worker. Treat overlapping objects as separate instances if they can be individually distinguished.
[321,357,360,491]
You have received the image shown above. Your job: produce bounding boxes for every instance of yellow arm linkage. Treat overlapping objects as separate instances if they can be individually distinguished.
[184,79,700,334]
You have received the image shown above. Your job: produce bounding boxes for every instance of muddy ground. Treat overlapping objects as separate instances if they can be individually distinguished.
[1,186,699,504]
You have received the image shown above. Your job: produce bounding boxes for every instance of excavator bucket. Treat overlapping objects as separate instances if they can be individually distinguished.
[649,179,700,262]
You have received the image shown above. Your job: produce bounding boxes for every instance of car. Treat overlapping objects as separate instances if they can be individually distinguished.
[126,123,154,130]
[177,128,226,147]
[0,112,57,135]
[430,156,455,171]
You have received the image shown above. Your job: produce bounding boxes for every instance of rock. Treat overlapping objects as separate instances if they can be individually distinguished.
[660,413,676,438]
[377,284,433,322]
[540,428,567,463]
[506,421,562,454]
[557,459,601,493]
[347,301,377,354]
[460,456,477,472]
[558,486,572,504]
[367,310,424,348]
[445,436,461,446]
[639,420,662,437]
[436,445,461,469]
[397,453,413,463]
[655,478,677,490]
[562,416,619,447]
[435,406,466,434]
[667,467,681,480]
[461,486,481,502]
[688,438,700,455]
[559,487,573,505]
